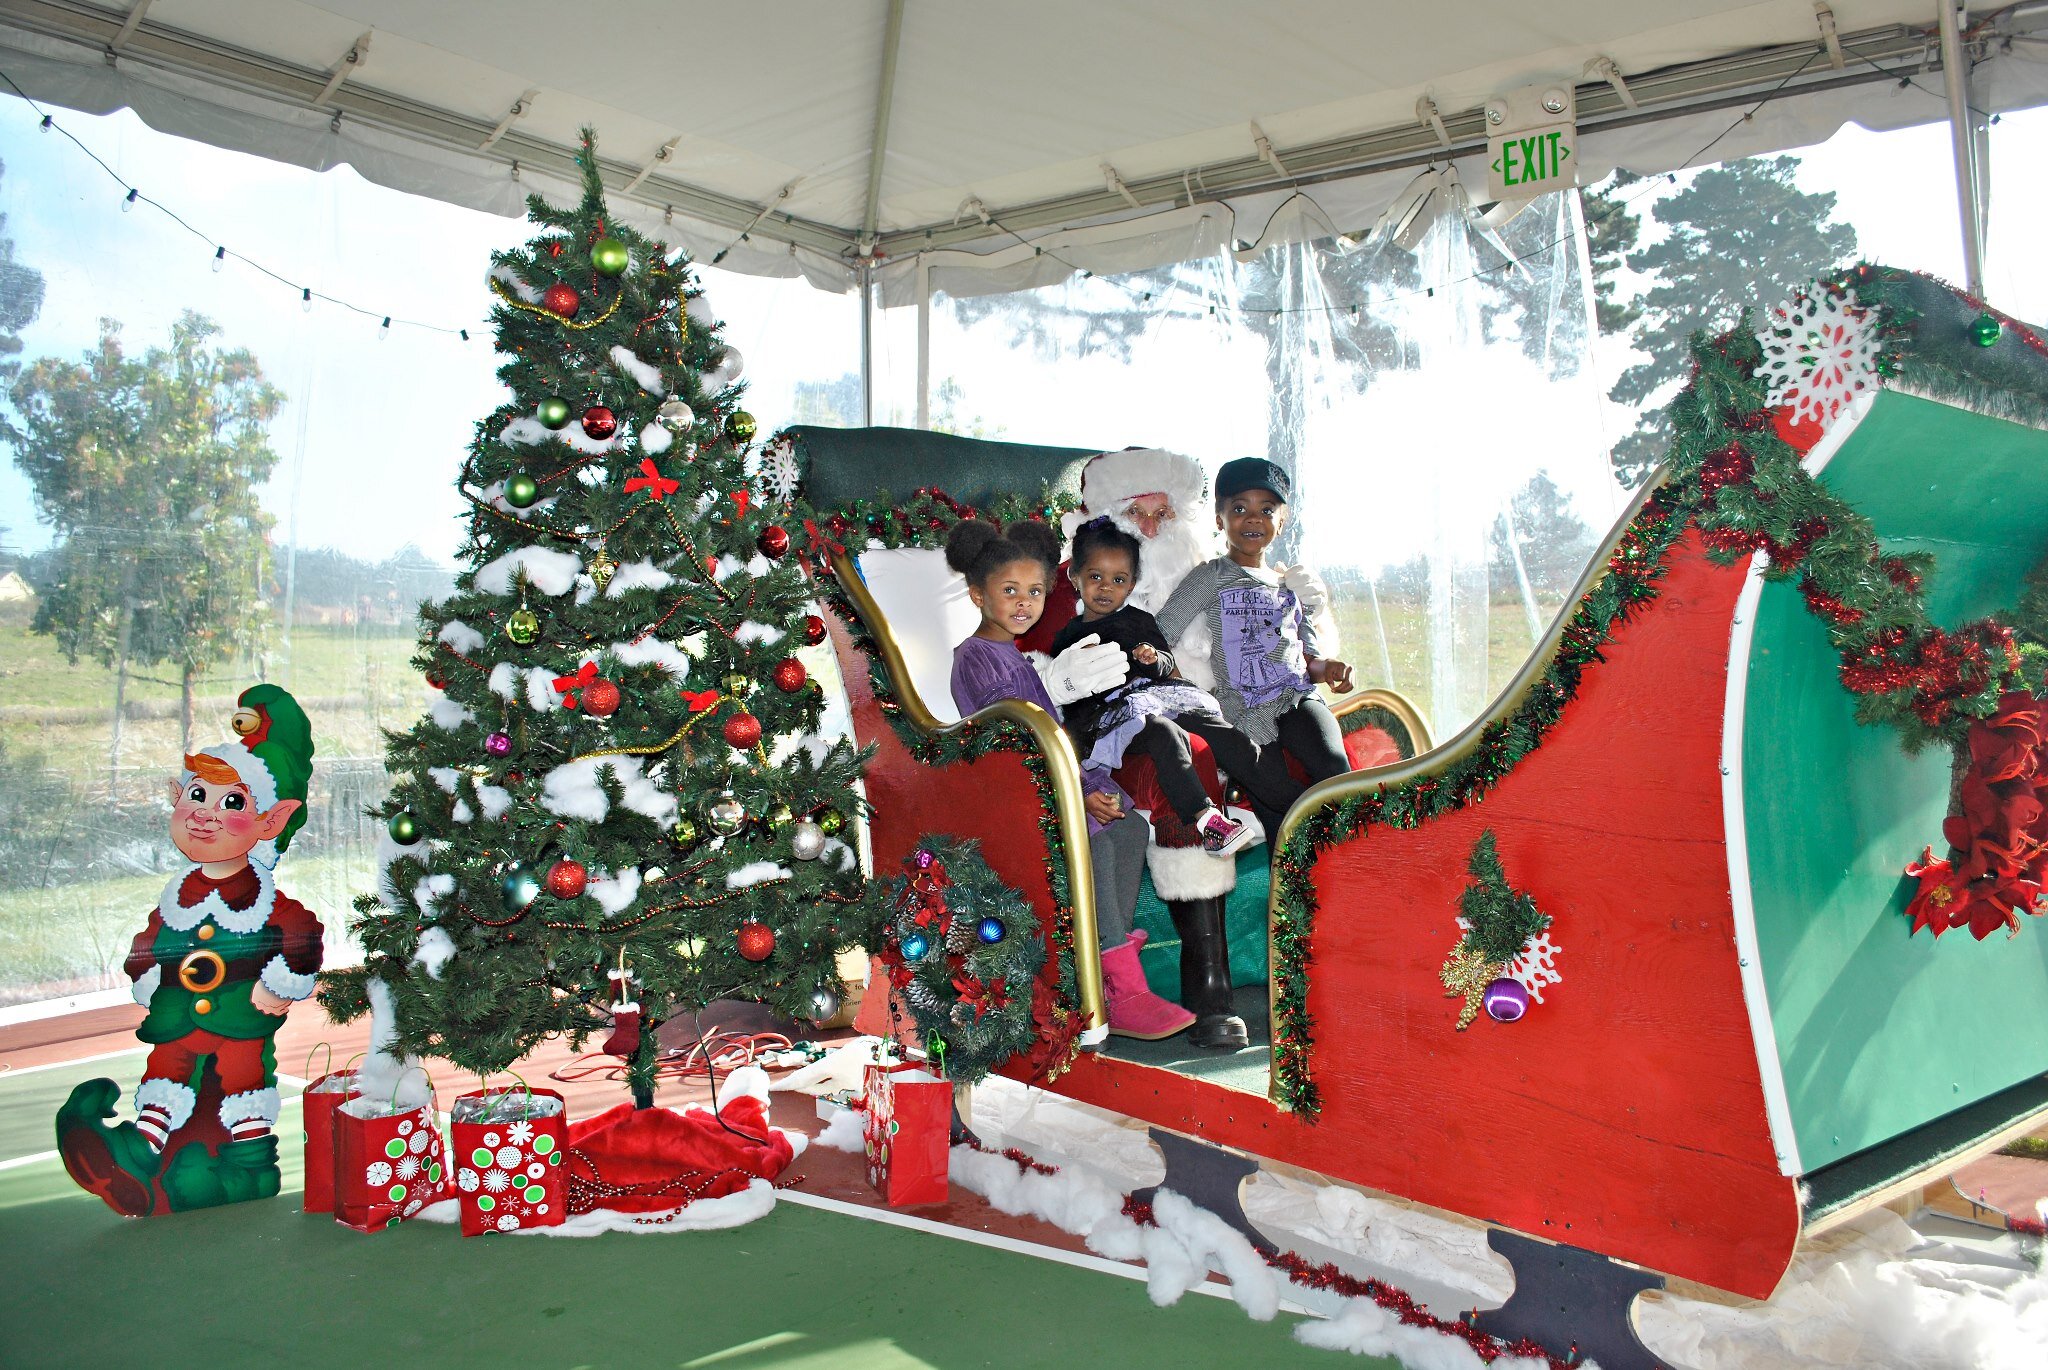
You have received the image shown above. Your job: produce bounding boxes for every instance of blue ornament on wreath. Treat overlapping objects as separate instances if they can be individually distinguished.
[901,931,930,961]
[500,863,541,911]
[976,916,1006,945]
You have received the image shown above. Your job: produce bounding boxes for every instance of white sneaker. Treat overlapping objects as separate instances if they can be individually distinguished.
[1198,810,1253,857]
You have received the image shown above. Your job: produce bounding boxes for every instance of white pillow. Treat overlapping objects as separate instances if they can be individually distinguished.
[855,547,981,726]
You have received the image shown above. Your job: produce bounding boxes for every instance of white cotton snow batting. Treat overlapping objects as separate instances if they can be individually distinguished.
[488,264,541,303]
[428,767,462,794]
[604,560,674,598]
[360,978,431,1108]
[525,668,557,712]
[712,554,746,582]
[735,620,785,646]
[724,861,790,890]
[685,294,716,327]
[488,662,521,700]
[437,620,485,655]
[427,697,474,731]
[478,785,513,821]
[588,866,642,916]
[820,838,857,873]
[476,546,584,596]
[500,412,616,457]
[610,637,691,677]
[410,1179,778,1236]
[412,926,457,979]
[1294,1299,1512,1369]
[410,873,454,915]
[816,1106,866,1152]
[540,756,677,825]
[609,345,667,396]
[451,799,474,823]
[639,422,673,455]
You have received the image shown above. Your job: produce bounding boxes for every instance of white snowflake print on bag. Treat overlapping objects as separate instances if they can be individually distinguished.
[1755,284,1880,428]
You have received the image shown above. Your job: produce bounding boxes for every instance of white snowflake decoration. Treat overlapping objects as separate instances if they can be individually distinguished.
[483,1168,511,1193]
[756,436,801,505]
[458,1168,481,1193]
[365,1161,393,1187]
[1508,931,1563,1004]
[1755,285,1879,428]
[495,1145,522,1169]
[407,1128,430,1154]
[395,1154,422,1182]
[526,1161,547,1181]
[482,1130,501,1148]
[497,1213,521,1232]
[507,1121,534,1147]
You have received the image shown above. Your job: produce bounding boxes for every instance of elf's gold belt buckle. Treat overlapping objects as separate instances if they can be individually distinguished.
[177,950,227,993]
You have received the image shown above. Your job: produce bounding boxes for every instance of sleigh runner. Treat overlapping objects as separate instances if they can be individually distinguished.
[797,266,2048,1309]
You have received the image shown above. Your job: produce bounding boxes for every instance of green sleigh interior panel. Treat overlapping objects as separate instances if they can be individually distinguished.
[1743,390,2048,1171]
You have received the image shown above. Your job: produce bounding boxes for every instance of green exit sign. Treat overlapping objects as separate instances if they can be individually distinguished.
[1489,123,1575,199]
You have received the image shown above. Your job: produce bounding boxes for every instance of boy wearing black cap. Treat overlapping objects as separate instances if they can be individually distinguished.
[1155,457,1354,838]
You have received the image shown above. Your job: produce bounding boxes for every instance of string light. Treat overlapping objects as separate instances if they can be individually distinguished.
[379,316,391,339]
[0,66,474,343]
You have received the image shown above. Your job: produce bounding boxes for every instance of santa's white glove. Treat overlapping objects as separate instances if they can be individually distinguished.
[1280,565,1330,616]
[1037,634,1129,705]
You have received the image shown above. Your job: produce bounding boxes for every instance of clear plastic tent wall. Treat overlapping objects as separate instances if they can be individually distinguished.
[0,104,861,1008]
[889,189,1626,741]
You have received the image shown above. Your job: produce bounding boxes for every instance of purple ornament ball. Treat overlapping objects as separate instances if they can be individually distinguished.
[914,849,935,870]
[485,731,513,757]
[1482,977,1529,1024]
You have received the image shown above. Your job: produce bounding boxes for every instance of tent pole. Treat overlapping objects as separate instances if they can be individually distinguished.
[1939,0,1986,297]
[860,0,907,245]
[860,263,875,428]
[915,256,931,430]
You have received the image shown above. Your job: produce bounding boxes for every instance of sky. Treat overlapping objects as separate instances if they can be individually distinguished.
[1,87,2044,574]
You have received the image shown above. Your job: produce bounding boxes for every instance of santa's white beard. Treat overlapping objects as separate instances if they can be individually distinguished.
[1122,512,1213,615]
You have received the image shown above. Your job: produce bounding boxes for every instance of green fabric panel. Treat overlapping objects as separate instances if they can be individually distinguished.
[1743,390,2048,1171]
[1133,850,1272,1001]
[1801,1073,2048,1223]
[787,425,1099,509]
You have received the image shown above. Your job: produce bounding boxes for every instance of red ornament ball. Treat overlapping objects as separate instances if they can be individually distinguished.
[802,614,827,646]
[424,671,447,691]
[580,405,618,440]
[736,921,775,962]
[723,711,763,749]
[756,525,790,559]
[545,858,588,900]
[772,659,807,693]
[581,678,621,717]
[542,282,580,317]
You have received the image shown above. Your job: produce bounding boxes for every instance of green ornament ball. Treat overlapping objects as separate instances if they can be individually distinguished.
[767,803,794,830]
[500,863,541,911]
[816,808,845,836]
[591,236,630,276]
[387,811,420,844]
[725,410,757,443]
[535,397,572,429]
[671,816,701,848]
[506,608,542,645]
[504,473,540,508]
[1970,312,2002,347]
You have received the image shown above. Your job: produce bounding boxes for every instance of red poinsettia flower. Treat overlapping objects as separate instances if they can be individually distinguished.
[1969,691,2045,784]
[1904,848,1964,937]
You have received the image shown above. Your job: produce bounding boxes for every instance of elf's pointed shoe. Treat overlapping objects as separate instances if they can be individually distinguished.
[212,1135,282,1206]
[54,1078,163,1218]
[1102,932,1197,1041]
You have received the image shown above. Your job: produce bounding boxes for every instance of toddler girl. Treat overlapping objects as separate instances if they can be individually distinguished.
[1049,518,1302,855]
[945,518,1194,1041]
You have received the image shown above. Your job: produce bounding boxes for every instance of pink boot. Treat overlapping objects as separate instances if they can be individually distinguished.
[1103,931,1197,1040]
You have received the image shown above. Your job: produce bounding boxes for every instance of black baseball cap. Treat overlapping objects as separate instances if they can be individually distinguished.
[1214,457,1292,505]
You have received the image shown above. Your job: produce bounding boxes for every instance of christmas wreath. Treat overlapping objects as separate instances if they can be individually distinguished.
[873,835,1045,1084]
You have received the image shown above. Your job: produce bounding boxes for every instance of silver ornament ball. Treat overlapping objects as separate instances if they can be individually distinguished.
[789,819,827,861]
[655,398,695,431]
[807,985,842,1022]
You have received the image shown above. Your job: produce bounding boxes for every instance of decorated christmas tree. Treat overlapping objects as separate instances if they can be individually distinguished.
[322,133,871,1107]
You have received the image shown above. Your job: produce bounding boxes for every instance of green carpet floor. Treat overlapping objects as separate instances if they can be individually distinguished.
[0,1055,1388,1370]
[1104,987,1271,1095]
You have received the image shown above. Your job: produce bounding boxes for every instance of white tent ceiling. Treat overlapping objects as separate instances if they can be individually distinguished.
[1,0,2044,290]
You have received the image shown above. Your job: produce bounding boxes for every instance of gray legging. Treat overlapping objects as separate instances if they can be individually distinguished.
[1088,811,1147,949]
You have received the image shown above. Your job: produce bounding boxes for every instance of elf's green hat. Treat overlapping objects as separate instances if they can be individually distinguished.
[191,684,315,864]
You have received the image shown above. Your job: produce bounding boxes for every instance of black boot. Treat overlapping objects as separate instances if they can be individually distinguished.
[1167,897,1248,1050]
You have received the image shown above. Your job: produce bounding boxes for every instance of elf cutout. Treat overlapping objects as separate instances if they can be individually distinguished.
[55,685,323,1216]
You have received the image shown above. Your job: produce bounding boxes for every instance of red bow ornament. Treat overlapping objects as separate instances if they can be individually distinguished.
[624,458,680,502]
[553,660,600,709]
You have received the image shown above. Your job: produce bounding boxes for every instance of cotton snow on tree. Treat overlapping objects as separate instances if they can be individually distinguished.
[1607,156,1856,485]
[320,133,874,1109]
[5,313,280,778]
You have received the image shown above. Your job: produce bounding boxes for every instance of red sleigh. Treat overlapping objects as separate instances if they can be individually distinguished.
[790,270,2048,1325]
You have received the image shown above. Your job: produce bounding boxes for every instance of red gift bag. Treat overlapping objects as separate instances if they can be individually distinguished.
[333,1072,451,1233]
[862,1062,950,1206]
[300,1046,361,1215]
[450,1082,568,1236]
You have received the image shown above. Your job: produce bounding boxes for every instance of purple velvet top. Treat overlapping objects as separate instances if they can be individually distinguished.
[951,635,1130,833]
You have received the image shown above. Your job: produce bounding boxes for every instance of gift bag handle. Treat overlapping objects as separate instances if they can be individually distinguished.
[305,1042,334,1079]
[474,1070,540,1122]
[389,1063,438,1114]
